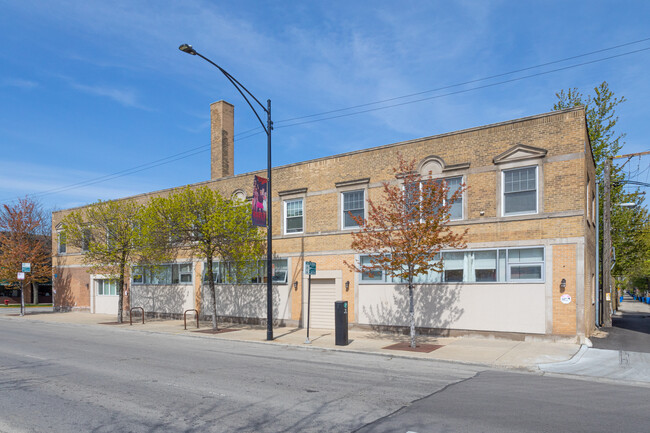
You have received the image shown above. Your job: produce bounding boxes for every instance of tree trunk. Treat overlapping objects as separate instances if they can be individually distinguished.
[207,256,218,330]
[117,273,124,324]
[409,282,415,348]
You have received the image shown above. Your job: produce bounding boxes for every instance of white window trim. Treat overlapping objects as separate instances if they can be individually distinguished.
[444,176,464,221]
[284,198,304,235]
[132,263,194,285]
[341,189,366,230]
[96,278,118,296]
[57,230,67,254]
[505,246,545,283]
[501,165,539,217]
[357,246,545,285]
[336,178,369,231]
[401,176,464,222]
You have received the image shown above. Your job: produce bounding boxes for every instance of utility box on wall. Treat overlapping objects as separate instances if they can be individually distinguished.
[335,301,348,346]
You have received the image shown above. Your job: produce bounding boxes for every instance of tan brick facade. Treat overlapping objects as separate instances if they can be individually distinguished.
[53,105,596,339]
[552,244,577,335]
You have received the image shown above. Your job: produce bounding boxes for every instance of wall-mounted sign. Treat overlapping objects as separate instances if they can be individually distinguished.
[560,294,572,304]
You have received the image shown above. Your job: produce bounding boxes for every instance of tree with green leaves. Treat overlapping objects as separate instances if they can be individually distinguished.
[144,187,265,330]
[0,197,51,315]
[61,199,172,323]
[346,155,467,348]
[553,81,647,289]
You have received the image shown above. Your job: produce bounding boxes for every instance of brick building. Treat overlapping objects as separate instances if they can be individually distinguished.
[52,102,597,341]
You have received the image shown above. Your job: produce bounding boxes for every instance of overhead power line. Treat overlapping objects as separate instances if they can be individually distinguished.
[275,46,650,129]
[275,36,650,124]
[5,37,650,203]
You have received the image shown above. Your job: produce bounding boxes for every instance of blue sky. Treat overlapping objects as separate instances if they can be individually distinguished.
[1,0,649,211]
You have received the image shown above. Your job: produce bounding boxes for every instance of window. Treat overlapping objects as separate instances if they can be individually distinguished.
[445,177,463,220]
[285,199,303,234]
[507,248,544,281]
[132,267,144,284]
[409,176,463,222]
[443,252,464,282]
[358,247,544,284]
[203,259,289,284]
[342,190,364,228]
[57,231,66,254]
[97,279,117,296]
[473,250,497,282]
[503,166,537,215]
[586,176,591,222]
[81,228,91,252]
[405,181,421,221]
[132,263,193,285]
[360,255,383,281]
[591,192,596,225]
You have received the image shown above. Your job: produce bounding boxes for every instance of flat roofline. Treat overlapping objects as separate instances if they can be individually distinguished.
[53,106,585,215]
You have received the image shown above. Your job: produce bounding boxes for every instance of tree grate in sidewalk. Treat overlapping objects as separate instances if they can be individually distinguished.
[383,342,443,353]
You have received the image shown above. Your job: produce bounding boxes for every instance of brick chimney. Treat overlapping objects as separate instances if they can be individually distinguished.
[210,100,234,179]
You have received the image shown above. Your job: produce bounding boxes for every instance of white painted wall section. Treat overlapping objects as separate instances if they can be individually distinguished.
[358,283,546,334]
[201,284,292,321]
[131,285,195,315]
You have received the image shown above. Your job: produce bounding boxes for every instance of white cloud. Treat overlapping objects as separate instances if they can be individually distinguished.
[2,78,38,89]
[68,81,150,110]
[0,160,160,208]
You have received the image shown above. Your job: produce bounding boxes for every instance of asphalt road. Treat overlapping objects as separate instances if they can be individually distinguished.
[592,310,650,353]
[1,317,649,433]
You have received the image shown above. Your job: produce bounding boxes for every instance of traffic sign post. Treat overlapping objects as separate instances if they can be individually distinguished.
[19,264,30,316]
[305,261,316,275]
[17,272,25,317]
[304,261,316,344]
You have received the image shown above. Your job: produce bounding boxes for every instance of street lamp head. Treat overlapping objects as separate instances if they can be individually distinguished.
[620,202,637,208]
[179,44,197,55]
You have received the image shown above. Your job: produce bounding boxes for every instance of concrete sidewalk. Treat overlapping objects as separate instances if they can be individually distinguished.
[4,310,581,370]
[540,295,650,384]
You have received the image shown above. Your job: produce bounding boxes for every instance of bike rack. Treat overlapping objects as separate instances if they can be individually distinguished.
[184,309,199,330]
[130,307,144,325]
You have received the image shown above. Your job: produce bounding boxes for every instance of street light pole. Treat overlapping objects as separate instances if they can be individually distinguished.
[179,44,275,341]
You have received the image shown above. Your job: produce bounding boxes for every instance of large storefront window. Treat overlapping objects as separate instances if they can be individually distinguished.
[203,259,288,284]
[132,263,193,285]
[359,247,544,284]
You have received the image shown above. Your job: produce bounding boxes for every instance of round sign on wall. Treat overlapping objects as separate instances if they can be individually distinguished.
[560,294,572,304]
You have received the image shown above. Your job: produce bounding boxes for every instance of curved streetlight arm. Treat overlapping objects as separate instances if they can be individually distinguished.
[179,44,270,135]
[179,43,275,341]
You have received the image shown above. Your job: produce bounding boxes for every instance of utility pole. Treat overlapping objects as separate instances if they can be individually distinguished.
[602,158,613,327]
[604,149,649,320]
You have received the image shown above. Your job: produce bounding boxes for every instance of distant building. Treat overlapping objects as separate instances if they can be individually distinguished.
[52,102,596,341]
[0,233,52,305]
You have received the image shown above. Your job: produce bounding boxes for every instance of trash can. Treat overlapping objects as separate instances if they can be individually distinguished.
[335,301,348,346]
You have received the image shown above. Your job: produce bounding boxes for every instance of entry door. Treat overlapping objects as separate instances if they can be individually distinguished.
[308,278,337,329]
[94,279,119,315]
